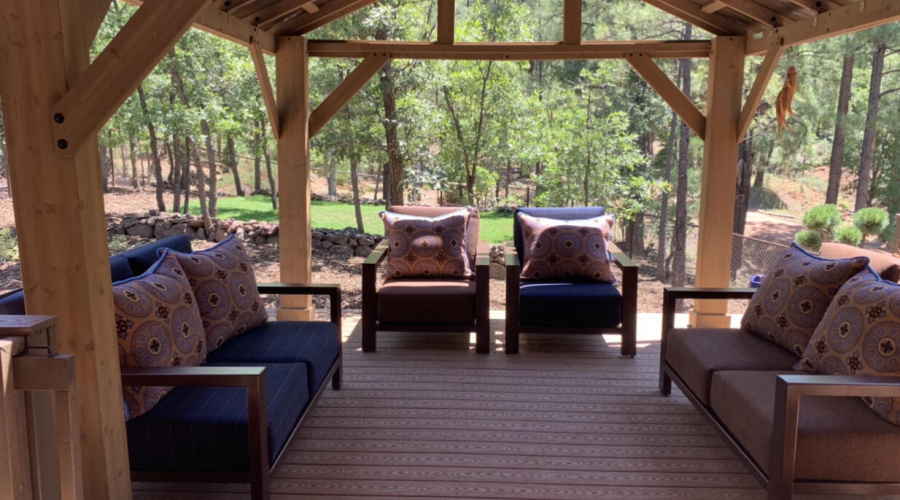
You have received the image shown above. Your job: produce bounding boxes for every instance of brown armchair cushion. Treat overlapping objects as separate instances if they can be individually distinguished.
[377,279,476,325]
[820,242,900,280]
[710,370,900,482]
[741,243,869,356]
[380,209,471,279]
[796,269,900,425]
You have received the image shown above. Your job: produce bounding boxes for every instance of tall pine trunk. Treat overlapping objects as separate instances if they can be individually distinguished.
[137,84,166,212]
[734,138,754,235]
[253,119,263,192]
[349,140,364,233]
[128,138,139,189]
[658,110,678,282]
[856,41,886,211]
[225,136,244,196]
[377,27,404,207]
[201,121,218,217]
[172,134,182,213]
[264,148,277,210]
[182,137,191,214]
[828,54,854,204]
[672,24,692,291]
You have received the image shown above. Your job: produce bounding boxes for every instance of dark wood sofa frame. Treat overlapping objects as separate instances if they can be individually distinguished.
[122,283,342,500]
[504,240,638,356]
[362,239,492,354]
[660,287,900,500]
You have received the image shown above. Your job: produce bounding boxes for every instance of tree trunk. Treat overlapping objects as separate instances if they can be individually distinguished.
[225,136,244,197]
[327,159,337,197]
[658,110,678,282]
[827,54,854,204]
[672,24,692,292]
[377,28,404,207]
[137,84,166,212]
[856,41,886,211]
[189,137,210,233]
[373,162,382,201]
[505,158,511,199]
[100,143,111,192]
[183,136,192,214]
[172,133,182,213]
[734,138,754,236]
[129,137,140,190]
[253,120,263,192]
[201,121,218,217]
[264,148,277,210]
[349,141,364,233]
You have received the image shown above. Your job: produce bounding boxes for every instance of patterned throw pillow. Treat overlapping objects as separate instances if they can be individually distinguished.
[517,213,616,282]
[167,236,268,352]
[115,251,206,420]
[380,209,472,279]
[742,243,870,356]
[795,270,900,425]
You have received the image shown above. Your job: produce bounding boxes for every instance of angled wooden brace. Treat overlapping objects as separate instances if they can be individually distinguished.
[51,0,212,155]
[309,55,389,138]
[250,40,281,139]
[738,43,784,143]
[626,52,706,139]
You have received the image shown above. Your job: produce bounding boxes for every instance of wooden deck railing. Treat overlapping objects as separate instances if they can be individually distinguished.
[0,315,82,500]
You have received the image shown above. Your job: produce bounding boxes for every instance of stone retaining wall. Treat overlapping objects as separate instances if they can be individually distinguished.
[113,212,384,258]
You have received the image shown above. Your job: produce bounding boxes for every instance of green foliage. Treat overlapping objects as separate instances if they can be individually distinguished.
[853,207,889,238]
[802,204,841,235]
[833,226,863,246]
[0,229,18,262]
[795,230,824,252]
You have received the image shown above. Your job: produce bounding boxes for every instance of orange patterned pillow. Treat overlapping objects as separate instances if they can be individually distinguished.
[517,213,616,282]
[795,270,900,425]
[742,243,869,356]
[115,251,206,419]
[167,236,268,352]
[380,209,472,279]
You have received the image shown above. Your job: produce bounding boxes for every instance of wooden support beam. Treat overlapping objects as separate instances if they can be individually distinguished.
[437,0,455,44]
[307,40,713,60]
[701,1,726,14]
[563,0,582,45]
[714,0,796,27]
[256,2,320,30]
[626,53,707,139]
[640,0,753,36]
[52,0,211,155]
[691,36,746,328]
[273,0,379,36]
[0,337,31,500]
[784,0,842,14]
[0,0,132,497]
[747,0,900,55]
[738,43,784,142]
[276,37,315,320]
[250,42,280,139]
[310,55,388,137]
[124,0,276,54]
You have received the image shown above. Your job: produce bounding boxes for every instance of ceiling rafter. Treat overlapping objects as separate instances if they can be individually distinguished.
[713,0,800,28]
[271,0,378,36]
[783,0,842,14]
[640,0,754,36]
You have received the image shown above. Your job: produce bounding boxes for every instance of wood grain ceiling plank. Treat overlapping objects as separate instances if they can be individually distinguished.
[715,0,794,27]
[641,0,754,36]
[701,1,726,14]
[249,0,309,25]
[272,0,379,36]
[783,0,842,13]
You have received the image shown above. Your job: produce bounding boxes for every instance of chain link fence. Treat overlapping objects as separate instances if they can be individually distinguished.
[730,234,789,287]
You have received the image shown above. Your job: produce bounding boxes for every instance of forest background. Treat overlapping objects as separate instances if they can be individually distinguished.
[0,0,899,295]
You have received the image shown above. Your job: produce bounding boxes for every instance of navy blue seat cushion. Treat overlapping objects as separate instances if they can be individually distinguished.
[124,235,193,276]
[126,362,309,472]
[205,321,339,397]
[519,282,621,328]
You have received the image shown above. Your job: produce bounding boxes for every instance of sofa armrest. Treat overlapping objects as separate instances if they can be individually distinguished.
[769,373,900,498]
[256,283,342,328]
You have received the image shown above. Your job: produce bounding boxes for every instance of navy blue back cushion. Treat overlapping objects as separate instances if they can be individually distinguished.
[513,207,606,262]
[124,235,192,276]
[126,362,309,472]
[109,255,134,282]
[206,321,340,397]
[0,290,25,315]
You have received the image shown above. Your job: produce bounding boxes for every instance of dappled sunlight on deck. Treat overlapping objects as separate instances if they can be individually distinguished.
[132,312,877,500]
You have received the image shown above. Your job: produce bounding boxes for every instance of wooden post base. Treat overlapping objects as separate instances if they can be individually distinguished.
[688,309,733,329]
[276,306,317,321]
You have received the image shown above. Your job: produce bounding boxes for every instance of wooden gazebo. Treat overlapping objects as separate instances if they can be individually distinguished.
[1,0,898,498]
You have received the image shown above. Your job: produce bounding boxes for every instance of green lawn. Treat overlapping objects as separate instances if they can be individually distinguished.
[192,196,515,243]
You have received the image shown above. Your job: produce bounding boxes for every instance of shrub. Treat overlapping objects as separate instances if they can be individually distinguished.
[853,207,890,239]
[794,230,823,252]
[802,204,841,237]
[0,228,18,262]
[833,226,863,246]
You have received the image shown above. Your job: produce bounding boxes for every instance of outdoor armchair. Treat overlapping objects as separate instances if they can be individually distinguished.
[504,206,637,356]
[362,205,491,353]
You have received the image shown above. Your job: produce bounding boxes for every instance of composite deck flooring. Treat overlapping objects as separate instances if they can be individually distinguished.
[132,312,897,500]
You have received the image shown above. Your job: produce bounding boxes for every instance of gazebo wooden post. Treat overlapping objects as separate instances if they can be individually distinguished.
[276,36,316,320]
[0,1,132,499]
[690,36,746,328]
